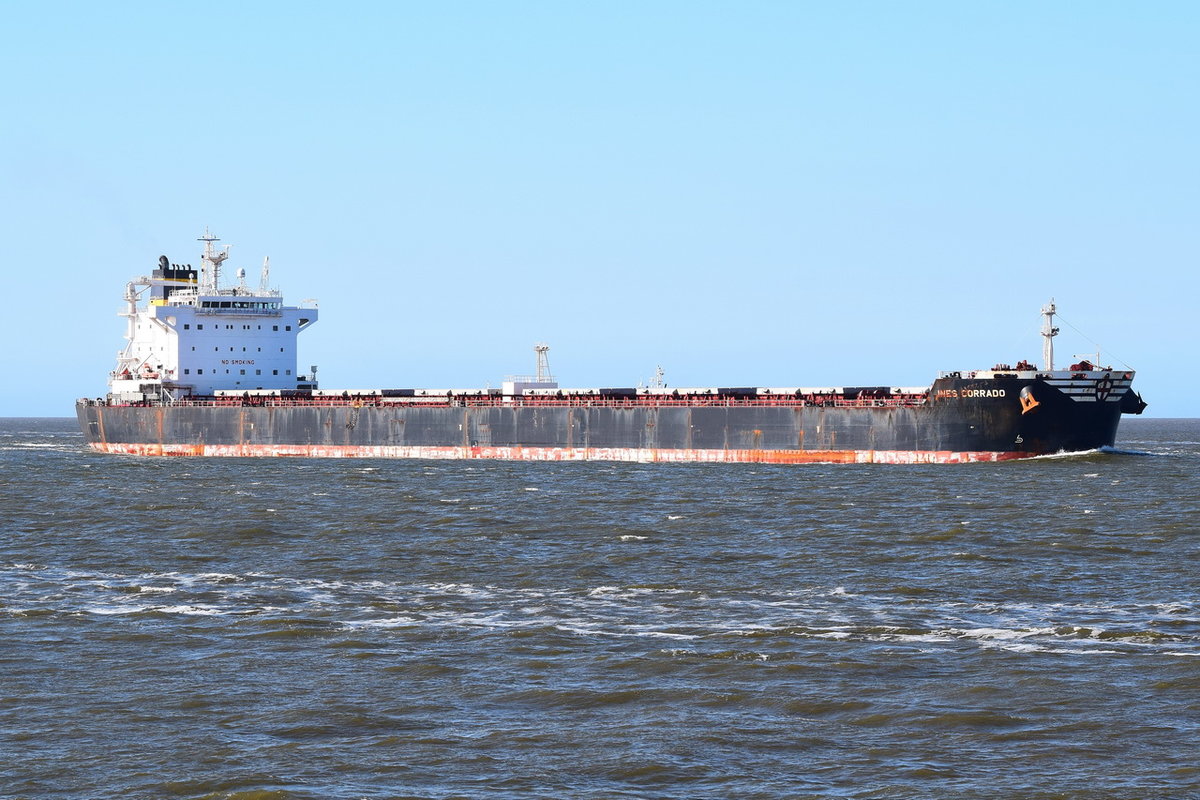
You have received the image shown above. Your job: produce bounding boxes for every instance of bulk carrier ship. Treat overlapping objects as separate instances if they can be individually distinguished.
[77,231,1146,463]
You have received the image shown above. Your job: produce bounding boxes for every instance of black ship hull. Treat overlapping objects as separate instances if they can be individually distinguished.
[76,375,1135,463]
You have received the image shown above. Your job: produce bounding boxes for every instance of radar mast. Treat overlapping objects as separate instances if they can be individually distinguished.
[198,227,230,292]
[534,344,554,383]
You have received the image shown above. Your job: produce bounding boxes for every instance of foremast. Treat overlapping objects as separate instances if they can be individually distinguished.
[1041,299,1059,371]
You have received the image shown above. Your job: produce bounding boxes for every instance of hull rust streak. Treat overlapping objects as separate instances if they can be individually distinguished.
[88,441,1031,464]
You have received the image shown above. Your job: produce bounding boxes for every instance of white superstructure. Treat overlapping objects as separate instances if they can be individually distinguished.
[107,229,318,401]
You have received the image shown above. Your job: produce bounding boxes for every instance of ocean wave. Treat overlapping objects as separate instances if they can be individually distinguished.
[4,561,1197,655]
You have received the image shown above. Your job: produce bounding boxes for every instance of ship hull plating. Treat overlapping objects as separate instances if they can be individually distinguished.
[76,377,1128,463]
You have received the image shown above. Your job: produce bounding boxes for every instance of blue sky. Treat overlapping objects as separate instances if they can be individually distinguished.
[2,2,1196,417]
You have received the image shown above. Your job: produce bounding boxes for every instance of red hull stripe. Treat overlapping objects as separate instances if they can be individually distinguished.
[88,443,1034,464]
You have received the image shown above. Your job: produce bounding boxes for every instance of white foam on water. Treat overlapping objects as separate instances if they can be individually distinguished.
[666,515,683,520]
[179,572,244,584]
[951,626,1058,641]
[342,616,422,629]
[981,641,1045,653]
[619,535,647,541]
[877,631,958,644]
[586,586,699,601]
[1027,448,1102,461]
[157,604,225,616]
[85,604,148,616]
[555,622,699,640]
[424,582,489,598]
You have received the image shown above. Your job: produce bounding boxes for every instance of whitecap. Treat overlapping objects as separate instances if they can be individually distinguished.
[158,605,225,616]
[342,616,421,629]
[85,605,147,616]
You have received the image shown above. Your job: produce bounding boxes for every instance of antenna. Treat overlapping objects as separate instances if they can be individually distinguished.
[260,256,271,292]
[1041,299,1059,371]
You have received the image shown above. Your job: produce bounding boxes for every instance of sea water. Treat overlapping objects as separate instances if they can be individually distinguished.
[1,417,1197,799]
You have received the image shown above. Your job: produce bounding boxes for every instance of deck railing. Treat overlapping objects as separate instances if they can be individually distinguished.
[85,394,930,410]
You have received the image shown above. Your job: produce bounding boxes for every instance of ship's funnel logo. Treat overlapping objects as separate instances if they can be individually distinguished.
[1019,386,1040,415]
